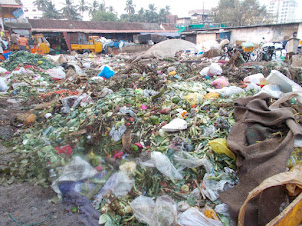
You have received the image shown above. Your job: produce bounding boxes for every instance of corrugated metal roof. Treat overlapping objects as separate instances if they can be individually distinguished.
[29,19,173,32]
[4,22,31,29]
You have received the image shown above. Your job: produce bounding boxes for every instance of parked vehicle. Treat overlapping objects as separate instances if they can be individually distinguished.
[70,36,103,53]
[9,34,52,54]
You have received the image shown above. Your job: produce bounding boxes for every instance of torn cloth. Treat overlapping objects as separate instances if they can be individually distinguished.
[220,92,302,226]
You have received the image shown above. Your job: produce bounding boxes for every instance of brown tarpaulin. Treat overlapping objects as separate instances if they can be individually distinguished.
[220,92,302,225]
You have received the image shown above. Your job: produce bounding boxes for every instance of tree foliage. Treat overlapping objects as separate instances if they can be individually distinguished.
[79,0,89,18]
[213,0,268,26]
[42,1,61,19]
[61,0,80,20]
[91,11,118,21]
[120,1,171,23]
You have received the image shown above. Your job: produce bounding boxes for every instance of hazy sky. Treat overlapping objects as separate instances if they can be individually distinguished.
[53,0,302,19]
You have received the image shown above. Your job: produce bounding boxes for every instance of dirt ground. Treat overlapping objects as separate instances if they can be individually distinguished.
[0,97,85,225]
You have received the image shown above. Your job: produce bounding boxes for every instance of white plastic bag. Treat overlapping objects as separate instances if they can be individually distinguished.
[52,156,97,196]
[0,77,8,92]
[174,151,213,173]
[131,196,155,225]
[208,86,244,97]
[131,195,177,226]
[0,67,7,73]
[214,203,230,216]
[257,84,283,99]
[243,73,264,84]
[208,63,222,76]
[201,172,234,201]
[47,66,66,80]
[151,151,183,180]
[200,67,210,76]
[93,171,134,205]
[154,195,177,225]
[162,118,188,132]
[178,207,223,226]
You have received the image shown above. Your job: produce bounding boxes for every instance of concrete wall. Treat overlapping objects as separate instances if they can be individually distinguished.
[192,23,301,45]
[229,24,299,44]
[298,23,302,40]
[196,33,216,45]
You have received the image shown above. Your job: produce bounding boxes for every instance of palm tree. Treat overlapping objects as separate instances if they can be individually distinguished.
[124,0,135,15]
[33,0,48,10]
[79,0,89,18]
[158,8,167,23]
[89,0,99,17]
[165,5,171,15]
[108,6,115,14]
[99,2,106,12]
[147,4,157,23]
[138,7,145,22]
[43,1,61,19]
[61,0,80,20]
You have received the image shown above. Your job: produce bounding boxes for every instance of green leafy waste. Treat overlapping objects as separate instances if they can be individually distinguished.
[3,51,55,71]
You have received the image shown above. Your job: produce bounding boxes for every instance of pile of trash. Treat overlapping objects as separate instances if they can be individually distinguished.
[1,40,302,226]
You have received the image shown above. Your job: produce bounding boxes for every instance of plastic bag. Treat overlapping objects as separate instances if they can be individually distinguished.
[93,171,134,206]
[151,151,183,180]
[154,195,177,225]
[174,151,213,173]
[131,196,155,225]
[200,67,210,76]
[243,73,264,85]
[47,66,66,80]
[245,83,260,92]
[178,207,223,226]
[162,118,188,132]
[212,76,229,89]
[257,84,283,99]
[61,96,78,114]
[0,67,7,73]
[214,204,230,216]
[0,77,8,92]
[201,172,234,201]
[110,124,127,142]
[208,138,236,160]
[183,93,204,105]
[208,63,222,76]
[131,195,177,226]
[208,86,244,97]
[52,156,97,196]
[98,65,115,79]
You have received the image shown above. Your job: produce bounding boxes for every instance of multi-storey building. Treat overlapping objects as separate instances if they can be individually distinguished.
[21,0,43,19]
[267,0,297,23]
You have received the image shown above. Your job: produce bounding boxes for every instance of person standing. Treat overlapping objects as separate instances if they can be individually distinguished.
[28,35,34,52]
[18,35,27,51]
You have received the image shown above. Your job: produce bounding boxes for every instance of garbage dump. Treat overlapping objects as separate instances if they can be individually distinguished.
[0,44,302,226]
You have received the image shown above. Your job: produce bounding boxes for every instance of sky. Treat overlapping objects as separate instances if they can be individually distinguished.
[52,0,302,19]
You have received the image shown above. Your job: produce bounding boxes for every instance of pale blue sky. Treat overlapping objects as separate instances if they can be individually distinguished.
[53,0,302,19]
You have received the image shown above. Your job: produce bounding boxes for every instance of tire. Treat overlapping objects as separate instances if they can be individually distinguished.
[83,49,91,54]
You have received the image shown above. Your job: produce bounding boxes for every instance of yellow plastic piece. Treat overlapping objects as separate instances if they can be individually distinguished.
[169,71,177,76]
[183,93,204,105]
[208,138,236,160]
[204,93,219,99]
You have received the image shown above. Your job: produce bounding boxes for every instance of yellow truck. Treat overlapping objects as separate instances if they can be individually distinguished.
[70,36,103,53]
[10,34,51,54]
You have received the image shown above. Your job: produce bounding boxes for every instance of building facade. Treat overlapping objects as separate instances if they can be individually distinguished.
[21,0,43,19]
[267,0,297,23]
